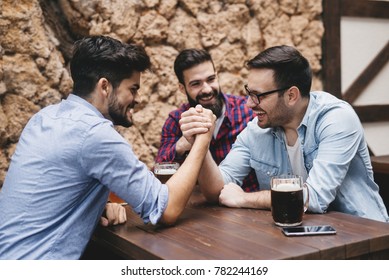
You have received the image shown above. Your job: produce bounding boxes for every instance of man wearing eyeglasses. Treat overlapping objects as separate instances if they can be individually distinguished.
[156,48,258,192]
[180,45,388,222]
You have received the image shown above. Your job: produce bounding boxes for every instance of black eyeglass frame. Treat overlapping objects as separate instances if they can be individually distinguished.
[244,84,291,104]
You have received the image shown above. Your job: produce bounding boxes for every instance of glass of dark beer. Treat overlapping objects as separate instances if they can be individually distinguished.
[271,175,309,227]
[153,162,180,184]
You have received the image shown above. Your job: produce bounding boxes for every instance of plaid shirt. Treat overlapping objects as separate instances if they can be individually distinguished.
[156,93,259,192]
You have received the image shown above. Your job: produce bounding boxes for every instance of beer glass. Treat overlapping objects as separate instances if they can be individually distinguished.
[271,175,309,227]
[153,162,180,184]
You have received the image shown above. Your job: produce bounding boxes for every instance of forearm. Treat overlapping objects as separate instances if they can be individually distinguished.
[161,133,211,224]
[219,183,271,209]
[241,190,271,209]
[198,151,224,202]
[175,136,192,156]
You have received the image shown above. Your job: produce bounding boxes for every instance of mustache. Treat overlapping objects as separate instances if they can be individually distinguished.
[196,90,218,102]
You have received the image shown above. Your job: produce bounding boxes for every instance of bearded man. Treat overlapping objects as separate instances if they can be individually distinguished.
[156,49,258,192]
[0,37,215,259]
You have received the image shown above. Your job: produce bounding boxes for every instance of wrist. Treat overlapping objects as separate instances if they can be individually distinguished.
[245,190,271,209]
[176,137,191,156]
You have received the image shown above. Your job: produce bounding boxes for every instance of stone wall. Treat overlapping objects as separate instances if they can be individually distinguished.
[0,0,323,186]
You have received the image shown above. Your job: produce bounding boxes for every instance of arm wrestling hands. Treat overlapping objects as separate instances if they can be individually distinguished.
[179,105,227,202]
[179,104,215,146]
[159,105,216,225]
[180,105,271,210]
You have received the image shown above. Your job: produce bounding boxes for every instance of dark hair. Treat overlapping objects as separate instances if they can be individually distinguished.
[70,35,151,97]
[247,45,312,97]
[174,49,215,84]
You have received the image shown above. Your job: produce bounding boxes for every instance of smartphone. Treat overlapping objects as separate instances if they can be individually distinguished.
[281,225,336,236]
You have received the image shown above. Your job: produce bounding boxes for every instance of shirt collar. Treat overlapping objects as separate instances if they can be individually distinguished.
[299,92,313,129]
[66,93,105,119]
[221,93,233,123]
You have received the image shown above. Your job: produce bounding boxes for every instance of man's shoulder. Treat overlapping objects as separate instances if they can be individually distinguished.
[224,93,246,101]
[309,91,354,115]
[224,93,249,107]
[224,93,253,119]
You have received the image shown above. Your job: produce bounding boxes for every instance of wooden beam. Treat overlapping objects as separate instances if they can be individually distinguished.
[322,0,342,98]
[341,0,389,19]
[353,105,389,122]
[343,41,389,103]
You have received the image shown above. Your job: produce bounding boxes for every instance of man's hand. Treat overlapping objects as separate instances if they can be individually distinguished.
[179,104,215,145]
[219,183,271,209]
[218,183,246,208]
[100,202,127,227]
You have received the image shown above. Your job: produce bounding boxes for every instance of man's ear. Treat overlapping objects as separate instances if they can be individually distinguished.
[287,86,300,105]
[178,83,185,94]
[97,78,110,98]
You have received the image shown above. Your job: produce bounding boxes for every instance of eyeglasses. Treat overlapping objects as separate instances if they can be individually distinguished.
[244,84,290,104]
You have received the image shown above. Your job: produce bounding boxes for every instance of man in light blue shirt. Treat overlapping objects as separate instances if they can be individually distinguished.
[180,45,388,222]
[0,36,215,259]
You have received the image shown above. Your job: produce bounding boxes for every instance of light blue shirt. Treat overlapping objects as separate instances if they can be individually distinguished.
[219,91,389,222]
[0,94,168,259]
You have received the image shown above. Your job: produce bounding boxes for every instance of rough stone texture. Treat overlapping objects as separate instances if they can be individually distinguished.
[0,149,8,187]
[2,94,40,142]
[167,8,202,50]
[133,10,169,45]
[0,0,324,187]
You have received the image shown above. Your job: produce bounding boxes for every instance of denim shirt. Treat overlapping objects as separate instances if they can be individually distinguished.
[0,94,168,259]
[219,91,389,222]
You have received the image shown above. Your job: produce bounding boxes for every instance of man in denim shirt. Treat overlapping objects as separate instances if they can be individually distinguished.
[0,36,215,259]
[180,45,388,222]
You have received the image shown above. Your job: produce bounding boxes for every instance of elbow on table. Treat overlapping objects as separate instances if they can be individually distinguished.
[159,208,181,225]
[202,192,220,204]
[198,183,223,203]
[308,203,328,214]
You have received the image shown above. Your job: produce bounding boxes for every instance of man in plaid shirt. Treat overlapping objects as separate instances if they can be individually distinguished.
[156,49,258,192]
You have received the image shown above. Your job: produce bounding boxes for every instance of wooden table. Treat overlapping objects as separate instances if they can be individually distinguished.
[91,191,389,260]
[371,155,389,174]
[371,155,389,210]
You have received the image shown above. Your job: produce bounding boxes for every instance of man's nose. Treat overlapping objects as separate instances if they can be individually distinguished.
[201,82,212,93]
[245,95,256,108]
[134,92,142,104]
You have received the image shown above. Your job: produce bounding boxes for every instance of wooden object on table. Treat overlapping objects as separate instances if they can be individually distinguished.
[371,155,389,211]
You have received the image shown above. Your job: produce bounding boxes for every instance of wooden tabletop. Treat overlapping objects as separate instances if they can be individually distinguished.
[92,191,389,260]
[371,155,389,174]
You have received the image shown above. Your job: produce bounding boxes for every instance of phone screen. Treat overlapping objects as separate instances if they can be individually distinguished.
[282,225,336,236]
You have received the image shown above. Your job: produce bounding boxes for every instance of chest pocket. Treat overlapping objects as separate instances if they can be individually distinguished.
[302,141,318,172]
[250,158,279,190]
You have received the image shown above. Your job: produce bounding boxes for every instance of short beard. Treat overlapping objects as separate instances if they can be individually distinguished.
[108,92,133,128]
[186,87,224,119]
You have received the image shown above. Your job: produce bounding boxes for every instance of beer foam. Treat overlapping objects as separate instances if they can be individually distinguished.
[154,169,176,175]
[273,183,300,192]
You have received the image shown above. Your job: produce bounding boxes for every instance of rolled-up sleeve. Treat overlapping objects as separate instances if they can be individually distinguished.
[80,122,169,224]
[305,106,363,213]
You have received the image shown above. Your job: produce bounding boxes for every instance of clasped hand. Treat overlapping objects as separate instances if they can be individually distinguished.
[179,105,216,145]
[100,202,127,226]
